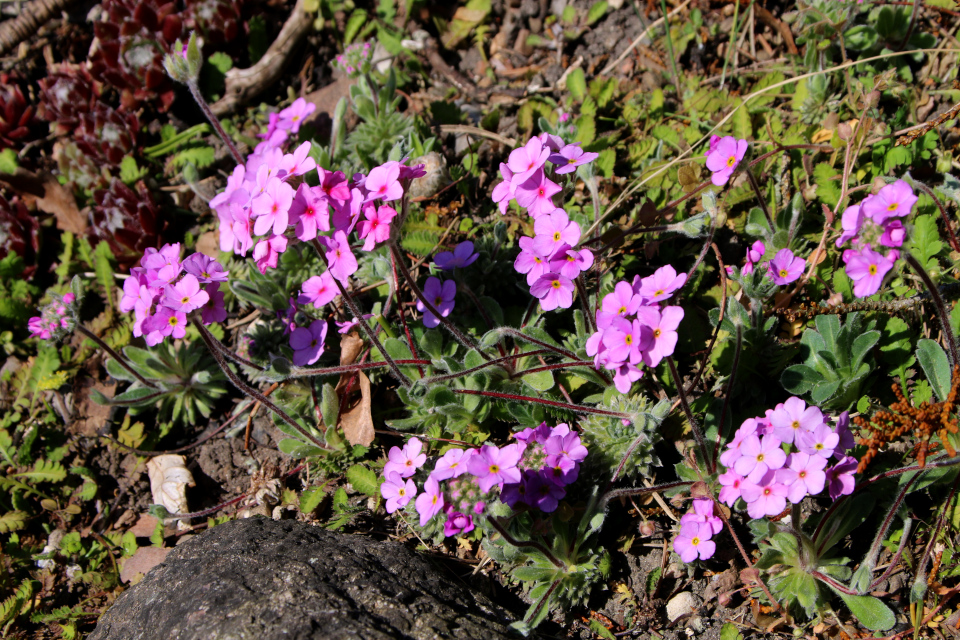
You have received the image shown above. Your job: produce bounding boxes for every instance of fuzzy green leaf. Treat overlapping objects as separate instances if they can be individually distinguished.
[346,464,380,496]
[917,338,952,402]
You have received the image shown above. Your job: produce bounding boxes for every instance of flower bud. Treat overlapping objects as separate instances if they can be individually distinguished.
[163,32,203,84]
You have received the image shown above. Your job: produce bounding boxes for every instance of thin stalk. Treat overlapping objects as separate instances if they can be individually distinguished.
[391,249,425,378]
[513,360,598,377]
[712,324,743,472]
[719,0,741,90]
[418,349,554,385]
[811,571,860,595]
[600,480,694,510]
[487,517,563,568]
[487,327,578,360]
[76,324,157,389]
[905,251,959,365]
[895,0,922,51]
[666,356,710,466]
[187,82,244,165]
[575,275,596,333]
[853,475,918,581]
[312,239,413,389]
[745,166,775,230]
[202,326,266,372]
[452,389,631,418]
[868,518,913,592]
[659,0,682,89]
[524,579,562,627]
[283,359,431,379]
[194,320,329,449]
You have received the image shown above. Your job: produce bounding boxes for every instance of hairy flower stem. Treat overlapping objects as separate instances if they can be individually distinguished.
[575,275,596,334]
[457,278,509,362]
[912,471,960,593]
[311,239,413,389]
[452,389,631,419]
[76,324,157,389]
[390,250,425,378]
[600,480,694,510]
[666,357,710,467]
[194,320,329,449]
[284,359,431,379]
[417,349,554,385]
[388,243,489,360]
[187,81,244,166]
[711,324,742,472]
[905,251,959,365]
[745,166,775,231]
[487,516,563,568]
[201,326,266,372]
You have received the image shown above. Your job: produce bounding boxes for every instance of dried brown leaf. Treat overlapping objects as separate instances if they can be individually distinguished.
[339,371,374,447]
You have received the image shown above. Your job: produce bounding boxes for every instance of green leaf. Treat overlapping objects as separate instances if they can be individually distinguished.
[346,464,381,496]
[277,439,327,458]
[344,9,369,45]
[320,383,338,430]
[300,486,327,514]
[208,51,233,74]
[0,148,17,174]
[15,459,67,483]
[520,368,554,392]
[588,620,616,640]
[119,156,147,184]
[906,214,943,270]
[781,364,820,395]
[566,67,586,101]
[0,510,26,534]
[833,591,895,631]
[917,339,952,402]
[93,241,116,318]
[814,163,841,208]
[585,0,607,25]
[720,622,744,640]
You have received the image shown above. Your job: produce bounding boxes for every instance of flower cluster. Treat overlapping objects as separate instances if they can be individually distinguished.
[704,135,748,186]
[332,41,373,77]
[673,498,723,562]
[28,293,77,341]
[380,424,588,535]
[257,97,317,153]
[584,266,686,393]
[492,134,597,311]
[837,179,916,298]
[727,241,805,287]
[118,244,228,345]
[717,398,857,520]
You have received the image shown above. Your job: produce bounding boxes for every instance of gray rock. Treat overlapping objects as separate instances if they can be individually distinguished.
[666,591,700,623]
[90,517,515,640]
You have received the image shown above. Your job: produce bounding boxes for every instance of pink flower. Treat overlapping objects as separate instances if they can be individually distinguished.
[516,170,562,218]
[718,471,747,506]
[768,397,824,445]
[253,234,288,274]
[468,443,524,492]
[680,498,723,536]
[768,249,805,285]
[163,274,209,313]
[299,272,339,308]
[279,141,317,177]
[844,247,894,298]
[289,184,330,242]
[836,204,865,248]
[321,230,359,283]
[548,143,599,175]
[601,281,642,318]
[317,167,351,204]
[201,283,227,325]
[610,362,643,393]
[734,434,787,482]
[742,473,789,518]
[636,265,687,303]
[533,209,581,256]
[530,272,575,311]
[358,204,397,251]
[879,219,905,248]
[381,472,417,513]
[602,317,649,365]
[636,305,683,367]
[289,318,328,366]
[674,522,716,562]
[252,177,295,237]
[384,437,427,478]
[529,472,566,512]
[443,511,475,537]
[364,163,403,202]
[143,306,188,341]
[230,204,255,256]
[548,246,594,280]
[277,97,316,134]
[415,477,445,526]
[514,236,551,285]
[431,448,471,481]
[861,179,917,224]
[491,163,516,215]
[507,136,549,184]
[182,253,228,283]
[826,456,857,499]
[417,277,456,328]
[705,136,748,186]
[776,452,827,503]
[796,423,840,459]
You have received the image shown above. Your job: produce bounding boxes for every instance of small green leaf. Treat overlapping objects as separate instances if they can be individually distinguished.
[566,67,586,101]
[0,148,18,174]
[917,339,952,402]
[300,486,327,514]
[719,622,744,640]
[834,590,895,631]
[586,0,608,25]
[344,9,369,45]
[346,464,381,496]
[277,439,327,458]
[814,163,841,208]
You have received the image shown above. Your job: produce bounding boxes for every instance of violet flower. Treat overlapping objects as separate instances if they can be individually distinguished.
[434,241,479,270]
[416,277,456,328]
[289,318,328,366]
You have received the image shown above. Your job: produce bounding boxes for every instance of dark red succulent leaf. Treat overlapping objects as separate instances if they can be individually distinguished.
[74,103,139,168]
[38,64,101,135]
[0,76,39,150]
[185,0,242,46]
[0,195,40,276]
[89,178,163,265]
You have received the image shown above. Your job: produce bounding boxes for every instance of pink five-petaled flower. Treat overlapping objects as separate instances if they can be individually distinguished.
[252,178,295,237]
[415,477,445,526]
[431,448,471,481]
[776,452,827,503]
[384,437,427,478]
[544,431,589,468]
[381,472,417,514]
[636,305,684,367]
[417,277,456,328]
[434,241,479,270]
[365,163,403,203]
[516,171,563,218]
[611,362,643,394]
[742,473,789,518]
[733,434,787,482]
[674,522,716,563]
[289,318,328,366]
[514,236,551,285]
[601,281,642,319]
[492,165,516,215]
[443,511,475,537]
[253,235,288,274]
[861,179,918,224]
[636,265,687,303]
[299,272,339,308]
[468,443,524,492]
[289,184,330,242]
[280,141,317,177]
[182,253,228,283]
[163,274,210,313]
[705,136,748,186]
[548,144,599,175]
[796,423,840,459]
[768,396,824,445]
[844,247,894,298]
[602,317,649,365]
[768,248,805,285]
[277,97,316,134]
[143,306,188,342]
[533,209,581,256]
[718,471,747,506]
[836,204,865,248]
[680,498,724,536]
[548,245,594,280]
[359,204,397,251]
[507,136,550,184]
[530,272,575,311]
[826,456,857,499]
[321,230,359,283]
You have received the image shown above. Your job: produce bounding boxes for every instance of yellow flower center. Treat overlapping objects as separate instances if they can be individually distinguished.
[726,155,737,167]
[692,536,701,545]
[653,328,662,338]
[552,280,561,289]
[868,264,878,275]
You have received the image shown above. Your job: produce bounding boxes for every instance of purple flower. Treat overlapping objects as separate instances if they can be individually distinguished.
[826,456,857,499]
[836,204,865,248]
[769,397,824,445]
[705,136,748,186]
[491,163,516,215]
[431,448,471,481]
[548,245,594,280]
[414,477,445,526]
[844,247,894,298]
[610,362,643,394]
[321,230,359,283]
[768,249,805,285]
[861,179,917,224]
[636,265,687,303]
[163,274,210,313]
[277,97,316,134]
[201,283,227,325]
[514,236,551,285]
[515,170,562,218]
[834,412,856,456]
[544,431,588,465]
[468,443,524,492]
[434,241,479,270]
[548,144,599,175]
[443,510,475,537]
[252,177,295,237]
[289,184,329,242]
[741,472,789,518]
[381,472,417,514]
[299,272,339,308]
[529,471,566,512]
[636,305,684,367]
[143,306,188,341]
[182,253,228,283]
[674,522,716,562]
[734,434,787,482]
[796,423,840,459]
[384,437,427,478]
[777,452,827,503]
[530,272,575,311]
[417,277,456,328]
[365,163,403,203]
[680,498,723,536]
[507,137,550,184]
[289,318,328,366]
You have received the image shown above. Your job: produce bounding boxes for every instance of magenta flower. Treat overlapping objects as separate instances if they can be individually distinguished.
[530,272,575,311]
[182,253,228,283]
[119,274,146,313]
[431,448,471,481]
[834,412,856,455]
[636,305,684,367]
[530,472,566,512]
[277,97,316,134]
[844,247,894,298]
[544,431,589,464]
[321,230,359,283]
[253,234,288,274]
[674,522,716,563]
[365,163,403,203]
[143,306,188,341]
[861,179,917,224]
[514,236,551,285]
[601,281,642,318]
[548,245,594,280]
[417,277,456,328]
[602,317,648,365]
[879,219,905,248]
[299,272,339,308]
[201,283,227,325]
[718,471,747,506]
[317,167,351,204]
[636,265,687,303]
[434,241,479,270]
[705,136,748,186]
[516,170,562,218]
[491,163,516,215]
[414,477,445,526]
[468,443,524,492]
[742,474,789,518]
[826,456,857,499]
[769,397,824,445]
[359,204,397,251]
[733,434,787,482]
[163,275,209,313]
[384,437,427,478]
[777,452,827,503]
[507,136,550,184]
[443,511,475,537]
[680,498,723,536]
[836,204,865,248]
[381,472,417,514]
[533,209,581,257]
[252,178,295,237]
[610,362,643,394]
[548,143,599,175]
[796,423,840,459]
[335,314,372,334]
[768,249,805,285]
[230,205,255,256]
[289,319,328,366]
[280,141,317,178]
[289,184,330,242]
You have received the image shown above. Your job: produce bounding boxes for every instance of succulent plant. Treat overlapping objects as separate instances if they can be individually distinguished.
[55,141,111,191]
[89,0,182,111]
[38,64,100,135]
[89,179,163,263]
[74,103,139,167]
[0,76,38,150]
[185,0,242,46]
[0,196,39,276]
